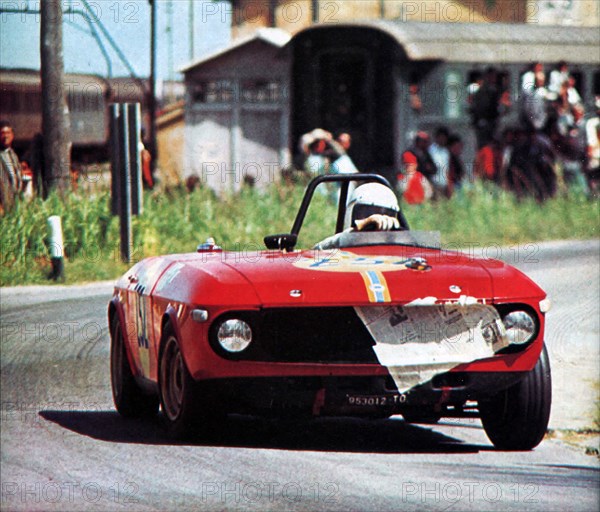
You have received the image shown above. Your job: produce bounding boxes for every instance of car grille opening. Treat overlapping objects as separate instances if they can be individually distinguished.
[220,307,379,363]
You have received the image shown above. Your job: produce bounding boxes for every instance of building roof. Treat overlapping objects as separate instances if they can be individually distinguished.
[0,68,108,88]
[157,101,184,129]
[295,21,600,64]
[180,28,291,73]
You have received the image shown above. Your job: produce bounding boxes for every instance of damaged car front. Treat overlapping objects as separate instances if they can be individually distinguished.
[199,228,551,451]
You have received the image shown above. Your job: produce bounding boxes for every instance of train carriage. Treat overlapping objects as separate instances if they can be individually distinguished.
[290,21,600,174]
[181,21,600,190]
[0,69,147,162]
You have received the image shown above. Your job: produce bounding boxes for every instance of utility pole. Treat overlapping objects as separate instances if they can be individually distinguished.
[40,0,71,195]
[167,0,174,82]
[149,0,158,177]
[189,0,194,61]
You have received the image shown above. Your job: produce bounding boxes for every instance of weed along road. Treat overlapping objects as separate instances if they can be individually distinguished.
[1,240,598,511]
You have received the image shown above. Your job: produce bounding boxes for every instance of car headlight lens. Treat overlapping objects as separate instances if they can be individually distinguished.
[216,319,253,353]
[503,310,536,345]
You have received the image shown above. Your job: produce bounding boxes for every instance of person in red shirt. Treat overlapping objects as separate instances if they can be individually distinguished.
[396,132,434,204]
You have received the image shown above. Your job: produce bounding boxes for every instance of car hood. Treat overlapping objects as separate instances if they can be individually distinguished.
[220,246,499,307]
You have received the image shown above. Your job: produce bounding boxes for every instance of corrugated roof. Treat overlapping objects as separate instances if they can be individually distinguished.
[180,28,291,73]
[296,21,600,64]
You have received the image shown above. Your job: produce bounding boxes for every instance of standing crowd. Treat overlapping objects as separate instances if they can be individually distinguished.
[469,61,599,201]
[297,60,600,205]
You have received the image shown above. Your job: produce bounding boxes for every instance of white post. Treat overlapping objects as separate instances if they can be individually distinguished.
[47,215,64,281]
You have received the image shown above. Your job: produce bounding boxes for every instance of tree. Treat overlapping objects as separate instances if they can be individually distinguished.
[40,0,71,195]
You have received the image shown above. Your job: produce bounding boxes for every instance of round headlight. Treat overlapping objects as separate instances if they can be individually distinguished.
[503,311,536,345]
[216,319,253,353]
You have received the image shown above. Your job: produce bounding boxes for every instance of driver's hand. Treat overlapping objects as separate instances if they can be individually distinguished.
[354,214,400,232]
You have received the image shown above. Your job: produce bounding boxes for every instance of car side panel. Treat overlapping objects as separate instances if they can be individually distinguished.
[117,257,174,381]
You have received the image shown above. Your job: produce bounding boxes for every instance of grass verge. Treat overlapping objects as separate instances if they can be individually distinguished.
[1,180,598,286]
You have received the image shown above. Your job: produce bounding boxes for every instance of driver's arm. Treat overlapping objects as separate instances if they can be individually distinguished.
[354,214,400,232]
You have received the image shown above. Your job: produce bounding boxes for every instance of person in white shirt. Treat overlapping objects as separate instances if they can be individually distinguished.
[427,126,450,197]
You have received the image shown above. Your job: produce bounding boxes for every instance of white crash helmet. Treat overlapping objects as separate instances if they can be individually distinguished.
[344,182,400,229]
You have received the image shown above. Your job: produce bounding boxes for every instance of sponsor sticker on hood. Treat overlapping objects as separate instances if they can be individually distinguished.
[355,304,509,392]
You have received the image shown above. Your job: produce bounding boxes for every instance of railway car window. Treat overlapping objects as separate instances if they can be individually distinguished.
[82,84,103,112]
[241,80,282,103]
[594,71,600,96]
[192,80,235,103]
[444,70,462,119]
[22,91,40,113]
[3,91,18,113]
[420,78,443,117]
[67,89,82,112]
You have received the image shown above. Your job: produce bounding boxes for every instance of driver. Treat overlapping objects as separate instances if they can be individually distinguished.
[315,182,400,250]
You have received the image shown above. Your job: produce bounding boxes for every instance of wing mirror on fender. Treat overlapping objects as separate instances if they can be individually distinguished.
[263,233,298,251]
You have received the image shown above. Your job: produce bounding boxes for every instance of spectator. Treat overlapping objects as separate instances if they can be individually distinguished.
[139,129,154,189]
[521,62,544,92]
[474,128,515,186]
[302,128,332,176]
[520,71,551,133]
[299,128,358,184]
[305,139,329,175]
[0,120,24,213]
[507,128,556,202]
[331,132,359,175]
[428,126,451,196]
[400,131,436,182]
[397,134,434,205]
[336,132,352,152]
[586,97,600,195]
[564,76,583,108]
[559,103,589,194]
[474,137,501,182]
[498,128,516,186]
[471,67,503,148]
[23,133,45,196]
[19,160,34,199]
[548,61,570,96]
[447,134,465,195]
[409,83,423,114]
[467,71,483,106]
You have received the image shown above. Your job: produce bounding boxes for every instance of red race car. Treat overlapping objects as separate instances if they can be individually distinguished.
[109,174,551,449]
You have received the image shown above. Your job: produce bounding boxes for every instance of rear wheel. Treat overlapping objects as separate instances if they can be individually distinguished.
[479,344,552,450]
[159,324,224,439]
[110,316,159,418]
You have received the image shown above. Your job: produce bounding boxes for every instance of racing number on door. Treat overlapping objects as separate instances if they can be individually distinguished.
[133,283,151,377]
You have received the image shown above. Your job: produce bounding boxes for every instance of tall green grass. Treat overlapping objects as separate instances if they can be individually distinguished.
[1,180,598,286]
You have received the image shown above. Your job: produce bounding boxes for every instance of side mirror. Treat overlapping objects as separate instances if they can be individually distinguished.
[264,233,298,251]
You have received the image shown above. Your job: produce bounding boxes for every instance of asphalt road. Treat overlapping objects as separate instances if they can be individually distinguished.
[1,240,598,511]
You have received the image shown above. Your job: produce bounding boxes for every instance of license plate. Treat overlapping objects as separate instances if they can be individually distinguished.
[347,395,390,407]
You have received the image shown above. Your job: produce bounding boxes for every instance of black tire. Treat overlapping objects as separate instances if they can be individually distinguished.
[158,324,224,439]
[110,316,159,418]
[402,412,441,425]
[479,344,552,450]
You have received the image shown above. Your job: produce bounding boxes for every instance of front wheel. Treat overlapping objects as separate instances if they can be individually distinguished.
[110,316,159,418]
[159,325,224,439]
[479,344,552,450]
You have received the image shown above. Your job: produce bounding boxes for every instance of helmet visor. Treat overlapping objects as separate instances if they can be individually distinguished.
[352,204,398,225]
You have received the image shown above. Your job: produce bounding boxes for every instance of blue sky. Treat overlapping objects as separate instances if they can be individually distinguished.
[0,0,231,80]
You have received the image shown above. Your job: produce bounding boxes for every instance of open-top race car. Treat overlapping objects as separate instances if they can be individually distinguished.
[109,174,552,450]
